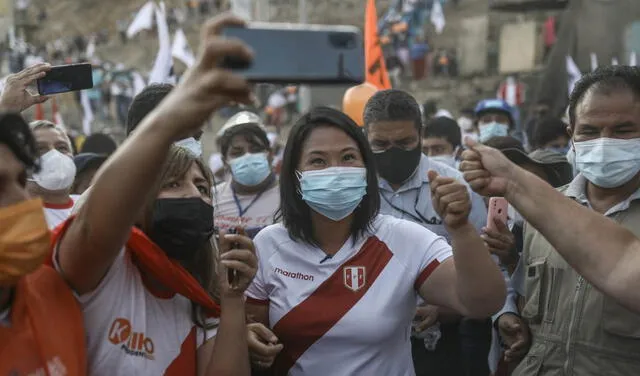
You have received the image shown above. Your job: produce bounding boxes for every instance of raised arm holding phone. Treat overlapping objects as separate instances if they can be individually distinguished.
[53,14,257,376]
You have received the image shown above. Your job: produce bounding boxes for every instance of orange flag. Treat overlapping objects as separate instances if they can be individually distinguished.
[365,0,391,90]
[34,103,44,120]
[51,97,58,123]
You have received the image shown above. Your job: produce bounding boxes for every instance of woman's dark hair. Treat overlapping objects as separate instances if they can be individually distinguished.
[0,113,40,173]
[278,106,380,245]
[218,123,270,160]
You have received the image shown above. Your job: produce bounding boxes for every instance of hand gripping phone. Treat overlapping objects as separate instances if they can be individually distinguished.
[37,63,93,95]
[487,197,508,232]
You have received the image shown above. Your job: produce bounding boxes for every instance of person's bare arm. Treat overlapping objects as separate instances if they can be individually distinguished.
[57,111,178,293]
[505,166,640,312]
[57,15,253,294]
[461,139,640,313]
[419,171,506,318]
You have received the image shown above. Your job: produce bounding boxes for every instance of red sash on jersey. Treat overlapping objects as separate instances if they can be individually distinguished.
[49,217,221,317]
[272,236,393,375]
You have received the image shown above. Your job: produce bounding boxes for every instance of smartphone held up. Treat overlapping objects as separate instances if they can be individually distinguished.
[486,197,508,232]
[225,226,247,288]
[37,63,94,96]
[220,22,365,85]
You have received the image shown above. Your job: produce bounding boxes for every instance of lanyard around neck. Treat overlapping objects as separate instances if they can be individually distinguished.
[231,175,275,217]
[380,188,432,224]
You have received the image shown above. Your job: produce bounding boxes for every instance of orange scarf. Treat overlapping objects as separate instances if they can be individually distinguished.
[49,217,221,317]
[0,266,87,376]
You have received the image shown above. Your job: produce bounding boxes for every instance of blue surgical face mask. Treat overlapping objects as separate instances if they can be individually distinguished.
[547,145,570,155]
[574,137,640,188]
[566,146,577,177]
[175,137,202,157]
[298,167,368,221]
[229,153,272,187]
[478,122,509,143]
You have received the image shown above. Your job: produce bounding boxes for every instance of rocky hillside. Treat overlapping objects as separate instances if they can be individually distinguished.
[22,0,546,146]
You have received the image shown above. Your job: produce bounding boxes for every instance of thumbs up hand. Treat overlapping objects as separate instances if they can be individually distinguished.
[428,170,471,230]
[459,138,516,197]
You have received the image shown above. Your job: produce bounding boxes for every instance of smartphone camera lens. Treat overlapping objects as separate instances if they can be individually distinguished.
[329,32,356,49]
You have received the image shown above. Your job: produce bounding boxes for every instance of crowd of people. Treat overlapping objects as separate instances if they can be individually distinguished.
[4,11,640,376]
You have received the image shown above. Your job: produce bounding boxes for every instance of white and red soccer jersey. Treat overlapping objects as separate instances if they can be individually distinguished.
[54,248,218,375]
[43,194,79,229]
[246,214,453,376]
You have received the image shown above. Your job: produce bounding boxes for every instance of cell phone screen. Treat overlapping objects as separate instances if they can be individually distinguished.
[37,63,94,95]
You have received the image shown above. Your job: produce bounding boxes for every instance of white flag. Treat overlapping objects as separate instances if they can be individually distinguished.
[0,76,7,94]
[127,1,155,39]
[171,28,195,67]
[631,52,637,67]
[54,111,65,129]
[80,90,94,136]
[231,0,253,21]
[430,1,446,35]
[590,53,598,72]
[566,55,582,96]
[86,36,96,58]
[612,57,619,66]
[131,71,147,96]
[504,76,518,107]
[149,2,173,84]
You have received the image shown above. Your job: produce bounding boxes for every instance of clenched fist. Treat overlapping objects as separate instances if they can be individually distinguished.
[428,170,471,230]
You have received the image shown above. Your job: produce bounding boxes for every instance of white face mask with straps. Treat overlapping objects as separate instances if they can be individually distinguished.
[30,149,77,191]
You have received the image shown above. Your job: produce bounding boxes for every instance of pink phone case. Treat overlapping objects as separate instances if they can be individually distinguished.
[487,197,508,231]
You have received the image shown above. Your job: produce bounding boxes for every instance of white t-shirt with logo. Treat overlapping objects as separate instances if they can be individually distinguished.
[214,181,280,239]
[44,195,80,229]
[54,249,218,375]
[246,214,452,376]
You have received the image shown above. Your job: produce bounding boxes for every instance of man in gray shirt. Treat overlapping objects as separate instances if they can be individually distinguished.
[364,89,490,376]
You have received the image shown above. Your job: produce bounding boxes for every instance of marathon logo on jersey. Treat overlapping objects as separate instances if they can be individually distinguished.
[108,318,155,360]
[343,266,366,292]
[275,267,314,281]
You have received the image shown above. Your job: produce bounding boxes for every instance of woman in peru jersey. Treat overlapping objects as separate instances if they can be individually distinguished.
[245,106,506,375]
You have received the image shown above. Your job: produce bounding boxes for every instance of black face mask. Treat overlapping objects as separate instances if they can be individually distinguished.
[374,146,422,184]
[148,197,215,261]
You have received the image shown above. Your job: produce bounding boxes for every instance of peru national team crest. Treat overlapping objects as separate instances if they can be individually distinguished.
[343,266,366,292]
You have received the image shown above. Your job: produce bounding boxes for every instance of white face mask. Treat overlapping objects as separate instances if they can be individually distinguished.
[174,137,202,157]
[31,149,76,191]
[430,154,457,168]
[429,147,459,168]
[457,117,474,132]
[574,137,640,188]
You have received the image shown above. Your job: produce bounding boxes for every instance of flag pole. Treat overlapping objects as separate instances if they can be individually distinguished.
[298,0,311,114]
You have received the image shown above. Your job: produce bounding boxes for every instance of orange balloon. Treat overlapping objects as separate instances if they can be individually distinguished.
[342,83,379,127]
